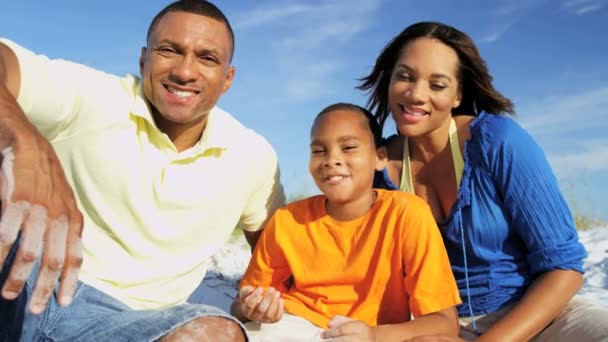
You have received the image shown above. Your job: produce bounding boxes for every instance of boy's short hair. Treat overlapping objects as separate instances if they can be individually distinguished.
[315,103,382,147]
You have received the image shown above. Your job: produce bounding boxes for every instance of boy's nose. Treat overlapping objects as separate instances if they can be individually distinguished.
[323,151,343,167]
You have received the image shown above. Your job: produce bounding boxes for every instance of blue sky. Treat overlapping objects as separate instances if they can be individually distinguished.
[1,0,607,220]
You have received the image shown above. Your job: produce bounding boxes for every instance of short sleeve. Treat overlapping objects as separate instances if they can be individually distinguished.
[0,38,123,141]
[401,198,462,316]
[238,135,286,232]
[240,211,292,293]
[482,117,587,274]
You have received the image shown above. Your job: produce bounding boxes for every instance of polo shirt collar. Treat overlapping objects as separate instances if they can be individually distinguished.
[128,78,229,151]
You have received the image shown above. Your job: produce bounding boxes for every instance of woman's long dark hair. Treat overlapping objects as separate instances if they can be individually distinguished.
[358,22,514,129]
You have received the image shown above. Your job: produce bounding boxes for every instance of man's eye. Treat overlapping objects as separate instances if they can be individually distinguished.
[157,47,177,54]
[199,55,219,63]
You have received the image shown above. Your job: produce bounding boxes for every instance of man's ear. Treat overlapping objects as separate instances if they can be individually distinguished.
[139,47,146,75]
[222,66,235,94]
[375,145,388,171]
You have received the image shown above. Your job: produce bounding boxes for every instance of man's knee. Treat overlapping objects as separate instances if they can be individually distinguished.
[160,316,245,342]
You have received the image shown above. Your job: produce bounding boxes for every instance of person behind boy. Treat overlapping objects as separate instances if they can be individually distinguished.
[231,103,462,341]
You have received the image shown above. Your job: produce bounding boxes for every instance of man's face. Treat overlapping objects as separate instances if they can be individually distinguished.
[140,11,234,130]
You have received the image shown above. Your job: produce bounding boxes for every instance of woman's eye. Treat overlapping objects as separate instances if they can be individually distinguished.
[399,74,413,81]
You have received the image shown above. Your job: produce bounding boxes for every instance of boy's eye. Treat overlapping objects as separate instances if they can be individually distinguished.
[343,145,357,151]
[311,149,325,154]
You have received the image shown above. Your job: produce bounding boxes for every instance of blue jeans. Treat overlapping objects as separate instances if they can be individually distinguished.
[0,239,246,342]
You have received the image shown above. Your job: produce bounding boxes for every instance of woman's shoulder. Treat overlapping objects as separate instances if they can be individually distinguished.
[469,112,534,148]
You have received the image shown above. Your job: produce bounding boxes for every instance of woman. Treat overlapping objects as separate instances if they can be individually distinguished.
[362,22,608,341]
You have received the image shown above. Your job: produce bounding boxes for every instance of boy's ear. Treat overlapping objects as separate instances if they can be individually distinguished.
[375,146,388,171]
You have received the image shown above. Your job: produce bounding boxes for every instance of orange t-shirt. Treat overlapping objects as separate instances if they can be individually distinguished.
[240,189,461,328]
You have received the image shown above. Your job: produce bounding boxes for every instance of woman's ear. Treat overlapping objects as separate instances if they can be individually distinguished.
[453,88,462,109]
[375,146,388,171]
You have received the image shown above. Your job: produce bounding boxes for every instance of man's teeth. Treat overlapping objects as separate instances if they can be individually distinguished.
[169,88,196,98]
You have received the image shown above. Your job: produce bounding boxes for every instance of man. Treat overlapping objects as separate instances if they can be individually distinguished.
[0,0,284,340]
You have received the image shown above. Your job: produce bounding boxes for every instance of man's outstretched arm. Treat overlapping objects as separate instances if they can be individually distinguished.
[0,41,83,314]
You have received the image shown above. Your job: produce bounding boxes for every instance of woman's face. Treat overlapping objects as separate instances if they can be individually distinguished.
[388,37,462,138]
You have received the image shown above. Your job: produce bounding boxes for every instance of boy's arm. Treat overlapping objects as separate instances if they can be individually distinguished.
[0,41,83,313]
[232,212,290,323]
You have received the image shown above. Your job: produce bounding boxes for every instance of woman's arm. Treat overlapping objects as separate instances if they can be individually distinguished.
[477,117,586,340]
[478,269,582,341]
[322,307,459,341]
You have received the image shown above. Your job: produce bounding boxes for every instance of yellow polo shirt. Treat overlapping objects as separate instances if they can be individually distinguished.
[3,39,285,310]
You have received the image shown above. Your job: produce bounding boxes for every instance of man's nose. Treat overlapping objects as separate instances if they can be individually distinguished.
[170,55,198,82]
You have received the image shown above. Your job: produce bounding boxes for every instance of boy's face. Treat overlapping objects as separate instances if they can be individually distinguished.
[309,110,384,206]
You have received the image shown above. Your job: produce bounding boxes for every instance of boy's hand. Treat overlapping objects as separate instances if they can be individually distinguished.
[238,285,284,323]
[321,315,376,341]
[404,335,466,342]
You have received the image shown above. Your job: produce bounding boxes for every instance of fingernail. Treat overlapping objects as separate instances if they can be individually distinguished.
[60,295,72,306]
[2,290,18,300]
[29,303,44,315]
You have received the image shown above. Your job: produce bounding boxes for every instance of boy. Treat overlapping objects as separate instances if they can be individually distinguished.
[231,103,461,341]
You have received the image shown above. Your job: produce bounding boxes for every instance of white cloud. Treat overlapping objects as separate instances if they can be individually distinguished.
[233,0,381,100]
[519,86,608,135]
[234,4,316,29]
[284,62,340,98]
[478,20,517,43]
[548,141,608,178]
[561,0,606,15]
[518,86,608,177]
[576,4,602,14]
[478,1,544,43]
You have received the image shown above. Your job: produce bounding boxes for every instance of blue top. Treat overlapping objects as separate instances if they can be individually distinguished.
[375,112,587,316]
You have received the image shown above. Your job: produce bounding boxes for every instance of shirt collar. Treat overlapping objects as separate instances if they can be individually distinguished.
[126,76,229,151]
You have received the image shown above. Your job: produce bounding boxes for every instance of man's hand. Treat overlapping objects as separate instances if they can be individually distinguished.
[238,285,284,323]
[0,129,83,314]
[321,315,376,341]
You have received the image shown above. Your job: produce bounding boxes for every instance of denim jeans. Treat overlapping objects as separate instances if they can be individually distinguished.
[0,239,246,342]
